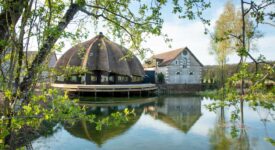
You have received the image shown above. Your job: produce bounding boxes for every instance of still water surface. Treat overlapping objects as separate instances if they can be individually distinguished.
[32,96,275,150]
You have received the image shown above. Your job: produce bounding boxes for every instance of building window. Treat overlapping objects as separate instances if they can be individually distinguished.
[182,50,187,55]
[176,72,180,75]
[71,76,77,82]
[101,75,108,82]
[118,76,128,82]
[132,76,142,82]
[175,60,178,65]
[91,75,97,82]
[109,76,114,82]
[189,71,193,75]
[57,76,64,82]
[81,75,85,84]
[124,76,128,82]
[118,76,121,81]
[182,58,187,68]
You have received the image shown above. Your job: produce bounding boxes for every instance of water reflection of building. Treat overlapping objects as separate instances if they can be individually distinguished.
[64,97,202,146]
[66,118,139,146]
[65,99,156,146]
[146,96,202,133]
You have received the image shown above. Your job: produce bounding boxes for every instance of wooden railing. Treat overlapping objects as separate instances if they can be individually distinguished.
[51,83,157,92]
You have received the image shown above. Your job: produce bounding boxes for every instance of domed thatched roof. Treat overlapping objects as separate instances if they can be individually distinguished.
[65,116,140,146]
[55,33,145,77]
[65,105,145,146]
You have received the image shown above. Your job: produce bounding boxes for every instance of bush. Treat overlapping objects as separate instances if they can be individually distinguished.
[157,73,165,84]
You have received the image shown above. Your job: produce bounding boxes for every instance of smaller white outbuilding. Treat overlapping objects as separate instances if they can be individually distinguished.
[153,47,203,84]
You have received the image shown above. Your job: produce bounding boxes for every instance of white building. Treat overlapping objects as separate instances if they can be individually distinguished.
[26,51,57,82]
[153,47,203,84]
[0,51,57,82]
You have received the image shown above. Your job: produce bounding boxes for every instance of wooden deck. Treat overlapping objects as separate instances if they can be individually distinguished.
[78,97,157,107]
[51,83,157,92]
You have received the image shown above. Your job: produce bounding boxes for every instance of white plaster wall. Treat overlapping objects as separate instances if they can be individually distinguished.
[48,54,57,68]
[155,66,168,82]
[41,54,57,81]
[165,51,202,84]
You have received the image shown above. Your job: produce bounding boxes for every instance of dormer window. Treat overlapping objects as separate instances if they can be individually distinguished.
[182,50,187,55]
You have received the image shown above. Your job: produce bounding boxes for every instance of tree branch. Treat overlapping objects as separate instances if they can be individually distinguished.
[85,4,157,25]
[19,3,80,104]
[0,0,25,54]
[78,7,102,19]
[86,4,142,25]
[253,64,275,86]
[262,21,275,27]
[244,2,254,16]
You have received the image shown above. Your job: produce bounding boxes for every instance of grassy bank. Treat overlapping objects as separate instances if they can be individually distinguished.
[198,90,221,100]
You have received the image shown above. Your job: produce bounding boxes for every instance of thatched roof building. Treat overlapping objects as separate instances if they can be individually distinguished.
[55,33,145,84]
[65,102,147,146]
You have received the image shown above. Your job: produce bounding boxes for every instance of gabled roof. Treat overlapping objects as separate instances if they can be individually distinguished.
[152,47,203,67]
[157,112,202,133]
[25,51,57,59]
[25,51,57,67]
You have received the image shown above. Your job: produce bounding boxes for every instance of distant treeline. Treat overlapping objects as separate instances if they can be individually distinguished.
[202,61,275,87]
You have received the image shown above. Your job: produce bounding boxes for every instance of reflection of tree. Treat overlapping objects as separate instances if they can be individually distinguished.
[208,102,250,150]
[232,127,250,150]
[17,121,60,150]
[207,93,275,148]
[230,98,250,150]
[209,107,231,150]
[234,104,250,150]
[257,106,272,137]
[254,103,275,146]
[240,100,245,127]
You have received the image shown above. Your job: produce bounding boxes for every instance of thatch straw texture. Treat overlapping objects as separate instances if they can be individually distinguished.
[55,34,144,77]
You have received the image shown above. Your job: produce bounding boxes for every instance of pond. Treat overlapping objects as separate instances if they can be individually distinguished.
[31,96,275,150]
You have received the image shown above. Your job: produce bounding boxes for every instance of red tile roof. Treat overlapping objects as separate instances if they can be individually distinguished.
[153,47,203,67]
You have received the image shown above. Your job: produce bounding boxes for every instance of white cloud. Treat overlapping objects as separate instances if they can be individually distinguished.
[136,114,177,133]
[142,21,216,65]
[254,35,275,61]
[56,1,274,65]
[141,3,275,65]
[141,5,227,65]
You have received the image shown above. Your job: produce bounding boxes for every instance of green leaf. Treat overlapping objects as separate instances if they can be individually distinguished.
[265,138,275,146]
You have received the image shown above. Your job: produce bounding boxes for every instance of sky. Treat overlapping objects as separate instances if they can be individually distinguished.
[58,0,275,65]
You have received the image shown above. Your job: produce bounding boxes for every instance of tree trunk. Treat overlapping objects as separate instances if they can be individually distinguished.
[240,0,246,96]
[0,0,26,54]
[13,0,34,104]
[19,3,80,104]
[240,0,246,127]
